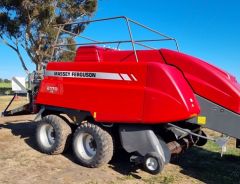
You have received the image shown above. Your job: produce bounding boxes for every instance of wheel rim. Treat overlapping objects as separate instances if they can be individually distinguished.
[75,133,97,160]
[146,157,159,171]
[39,124,56,148]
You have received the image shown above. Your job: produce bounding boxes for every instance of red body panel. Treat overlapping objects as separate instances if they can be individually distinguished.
[36,46,199,123]
[160,49,240,114]
[74,46,165,63]
[143,63,199,122]
[36,46,240,124]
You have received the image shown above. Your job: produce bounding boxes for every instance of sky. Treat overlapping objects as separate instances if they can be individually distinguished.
[0,0,239,80]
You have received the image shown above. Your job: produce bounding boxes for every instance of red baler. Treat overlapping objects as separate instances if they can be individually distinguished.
[3,17,240,174]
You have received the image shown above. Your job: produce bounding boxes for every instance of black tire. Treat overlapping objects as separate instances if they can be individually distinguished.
[73,122,113,168]
[195,130,208,146]
[36,114,72,155]
[143,152,164,175]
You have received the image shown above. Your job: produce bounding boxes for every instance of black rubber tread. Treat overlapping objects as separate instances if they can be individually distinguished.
[36,114,72,155]
[195,130,208,146]
[73,122,114,168]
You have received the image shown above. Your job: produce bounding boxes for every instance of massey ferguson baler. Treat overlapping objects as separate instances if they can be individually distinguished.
[2,17,240,174]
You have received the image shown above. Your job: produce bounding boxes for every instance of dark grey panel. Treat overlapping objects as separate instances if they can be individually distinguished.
[119,125,171,164]
[41,105,92,124]
[194,95,240,139]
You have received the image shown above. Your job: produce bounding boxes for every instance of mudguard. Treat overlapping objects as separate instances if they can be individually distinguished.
[119,125,171,164]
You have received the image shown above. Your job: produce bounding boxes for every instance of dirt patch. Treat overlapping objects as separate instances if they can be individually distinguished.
[0,116,123,184]
[0,115,240,184]
[0,96,240,183]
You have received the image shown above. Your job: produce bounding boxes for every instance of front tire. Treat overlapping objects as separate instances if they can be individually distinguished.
[143,152,164,175]
[73,122,113,168]
[36,115,72,155]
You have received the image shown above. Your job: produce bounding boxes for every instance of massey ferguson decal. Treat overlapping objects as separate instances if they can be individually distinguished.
[45,70,138,81]
[52,71,96,78]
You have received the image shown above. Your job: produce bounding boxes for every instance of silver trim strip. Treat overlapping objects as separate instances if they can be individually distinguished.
[45,70,125,81]
[120,74,131,81]
[131,74,138,81]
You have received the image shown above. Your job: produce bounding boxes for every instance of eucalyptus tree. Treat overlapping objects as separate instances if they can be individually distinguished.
[0,0,97,73]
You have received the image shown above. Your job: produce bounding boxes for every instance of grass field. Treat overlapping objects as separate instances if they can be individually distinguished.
[0,95,240,184]
[0,82,11,88]
[0,95,28,112]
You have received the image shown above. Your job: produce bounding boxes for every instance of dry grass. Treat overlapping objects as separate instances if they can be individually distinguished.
[0,95,28,112]
[0,96,240,184]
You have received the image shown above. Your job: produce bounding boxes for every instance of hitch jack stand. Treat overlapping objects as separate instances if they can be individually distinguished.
[2,93,17,116]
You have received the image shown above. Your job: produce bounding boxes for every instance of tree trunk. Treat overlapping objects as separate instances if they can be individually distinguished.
[16,48,30,74]
[36,63,42,71]
[0,36,29,74]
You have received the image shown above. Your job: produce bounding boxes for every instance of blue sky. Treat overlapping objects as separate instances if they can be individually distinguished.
[0,0,239,80]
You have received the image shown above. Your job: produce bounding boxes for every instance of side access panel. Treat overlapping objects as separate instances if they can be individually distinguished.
[119,125,171,164]
[191,95,240,139]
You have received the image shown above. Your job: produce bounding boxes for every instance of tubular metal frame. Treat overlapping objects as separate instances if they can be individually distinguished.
[51,16,180,62]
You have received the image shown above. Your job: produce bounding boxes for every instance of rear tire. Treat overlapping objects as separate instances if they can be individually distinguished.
[73,122,113,168]
[36,115,72,155]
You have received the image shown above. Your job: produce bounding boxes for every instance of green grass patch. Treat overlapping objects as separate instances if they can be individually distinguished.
[204,140,240,156]
[142,175,175,184]
[0,82,11,88]
[171,140,240,184]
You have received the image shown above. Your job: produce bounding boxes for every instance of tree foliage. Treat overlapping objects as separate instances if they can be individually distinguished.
[0,78,11,83]
[3,79,11,83]
[0,0,97,72]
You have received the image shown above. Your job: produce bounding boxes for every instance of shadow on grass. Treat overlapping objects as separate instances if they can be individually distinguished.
[171,147,240,184]
[0,121,39,151]
[1,121,240,183]
[0,121,143,179]
[63,144,142,179]
[108,149,143,179]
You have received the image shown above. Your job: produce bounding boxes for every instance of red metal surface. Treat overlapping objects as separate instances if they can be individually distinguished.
[36,46,240,123]
[160,49,240,114]
[36,46,199,123]
[74,46,165,63]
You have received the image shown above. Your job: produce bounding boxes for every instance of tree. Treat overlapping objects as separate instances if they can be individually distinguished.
[3,79,11,83]
[0,0,97,73]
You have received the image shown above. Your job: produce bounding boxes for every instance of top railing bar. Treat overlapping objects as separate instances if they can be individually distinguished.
[52,16,176,42]
[53,16,130,27]
[54,41,156,51]
[127,18,173,40]
[174,40,180,51]
[53,16,141,62]
[127,18,180,51]
[51,16,180,61]
[53,38,174,47]
[57,28,100,43]
[125,17,139,62]
[134,42,156,50]
[128,18,180,51]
